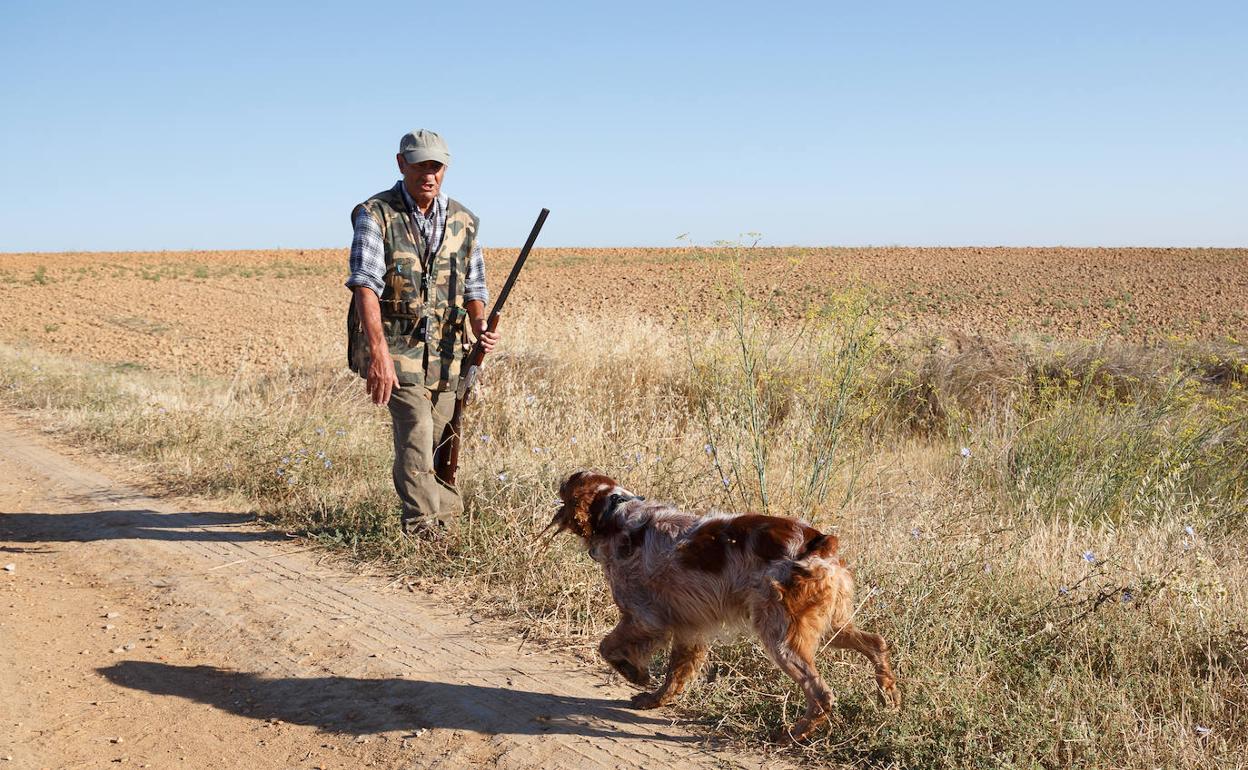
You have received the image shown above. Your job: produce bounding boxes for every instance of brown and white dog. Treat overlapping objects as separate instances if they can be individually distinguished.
[547,470,900,741]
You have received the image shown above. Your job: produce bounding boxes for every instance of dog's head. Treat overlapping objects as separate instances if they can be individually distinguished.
[543,470,633,542]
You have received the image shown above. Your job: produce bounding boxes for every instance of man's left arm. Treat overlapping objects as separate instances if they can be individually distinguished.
[464,241,499,353]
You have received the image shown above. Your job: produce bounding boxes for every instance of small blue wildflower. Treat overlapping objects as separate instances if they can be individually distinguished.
[960,446,971,458]
[704,444,714,455]
[1121,589,1133,603]
[525,394,536,405]
[314,427,325,436]
[983,563,992,573]
[1082,550,1096,564]
[323,459,332,469]
[1184,525,1195,538]
[1195,725,1212,737]
[280,456,290,465]
[497,472,508,482]
[721,477,730,488]
[316,450,325,459]
[335,429,346,436]
[480,434,491,443]
[286,477,295,486]
[569,436,577,445]
[1059,586,1069,596]
[910,527,921,540]
[276,468,285,477]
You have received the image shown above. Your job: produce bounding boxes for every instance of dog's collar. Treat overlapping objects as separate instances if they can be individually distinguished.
[588,493,646,564]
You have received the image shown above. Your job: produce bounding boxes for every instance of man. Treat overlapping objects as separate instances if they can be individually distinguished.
[345,129,498,537]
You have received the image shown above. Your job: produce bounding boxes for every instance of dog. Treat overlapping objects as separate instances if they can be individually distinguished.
[545,470,900,742]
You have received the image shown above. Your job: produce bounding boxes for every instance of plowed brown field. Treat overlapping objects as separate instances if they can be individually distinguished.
[1,247,1244,375]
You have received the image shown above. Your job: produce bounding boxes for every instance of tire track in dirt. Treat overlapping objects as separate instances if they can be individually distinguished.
[0,417,782,769]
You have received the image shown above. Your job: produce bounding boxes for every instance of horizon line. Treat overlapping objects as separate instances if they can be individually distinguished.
[2,243,1246,256]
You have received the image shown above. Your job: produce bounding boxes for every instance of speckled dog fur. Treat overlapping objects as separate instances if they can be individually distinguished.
[546,470,900,742]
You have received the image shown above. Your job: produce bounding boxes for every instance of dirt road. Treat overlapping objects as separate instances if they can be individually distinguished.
[0,418,771,769]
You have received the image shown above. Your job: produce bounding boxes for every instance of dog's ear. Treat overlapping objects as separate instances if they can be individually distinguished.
[557,469,595,504]
[538,499,586,543]
[540,470,612,543]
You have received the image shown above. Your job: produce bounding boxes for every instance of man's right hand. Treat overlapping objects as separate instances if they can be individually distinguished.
[367,350,399,405]
[352,286,398,405]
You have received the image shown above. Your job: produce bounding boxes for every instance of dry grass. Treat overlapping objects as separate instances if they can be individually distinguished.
[2,297,1246,768]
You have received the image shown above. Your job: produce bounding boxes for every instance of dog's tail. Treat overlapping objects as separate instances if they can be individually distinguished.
[796,532,839,562]
[785,531,840,585]
[778,535,856,650]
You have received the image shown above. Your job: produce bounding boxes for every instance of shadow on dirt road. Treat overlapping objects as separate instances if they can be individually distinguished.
[98,661,700,743]
[0,508,286,547]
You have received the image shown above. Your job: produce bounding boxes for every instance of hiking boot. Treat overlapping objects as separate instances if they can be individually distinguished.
[401,516,447,541]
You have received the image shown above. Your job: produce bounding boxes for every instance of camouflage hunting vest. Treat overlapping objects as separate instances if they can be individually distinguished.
[347,187,478,391]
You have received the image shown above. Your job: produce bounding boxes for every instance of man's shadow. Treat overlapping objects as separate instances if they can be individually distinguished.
[98,661,701,742]
[0,509,286,549]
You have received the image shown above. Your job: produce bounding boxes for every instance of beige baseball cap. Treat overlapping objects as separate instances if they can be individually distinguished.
[399,129,451,166]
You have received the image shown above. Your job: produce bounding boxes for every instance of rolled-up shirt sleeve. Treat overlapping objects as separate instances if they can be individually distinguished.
[464,241,489,305]
[345,208,386,297]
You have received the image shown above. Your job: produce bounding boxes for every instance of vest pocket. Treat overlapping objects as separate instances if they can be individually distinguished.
[432,306,466,359]
[382,316,428,346]
[385,256,422,304]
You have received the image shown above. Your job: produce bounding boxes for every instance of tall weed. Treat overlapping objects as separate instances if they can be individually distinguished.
[687,287,882,518]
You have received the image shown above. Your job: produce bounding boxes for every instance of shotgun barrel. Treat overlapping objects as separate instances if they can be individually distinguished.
[434,208,549,486]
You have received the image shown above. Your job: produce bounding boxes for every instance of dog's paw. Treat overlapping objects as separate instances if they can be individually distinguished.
[877,681,902,709]
[629,691,662,710]
[769,723,807,744]
[771,716,825,745]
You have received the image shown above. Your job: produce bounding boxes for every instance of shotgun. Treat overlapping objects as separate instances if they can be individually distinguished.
[434,208,549,486]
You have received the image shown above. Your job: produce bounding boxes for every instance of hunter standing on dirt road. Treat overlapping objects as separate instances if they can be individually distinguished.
[346,129,498,537]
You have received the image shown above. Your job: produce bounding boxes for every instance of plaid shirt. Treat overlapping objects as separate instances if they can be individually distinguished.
[346,181,489,304]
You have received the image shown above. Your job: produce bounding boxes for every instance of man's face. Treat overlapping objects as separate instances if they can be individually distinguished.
[397,155,446,201]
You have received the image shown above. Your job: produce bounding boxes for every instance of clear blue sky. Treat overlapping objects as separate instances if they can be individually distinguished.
[1,1,1244,251]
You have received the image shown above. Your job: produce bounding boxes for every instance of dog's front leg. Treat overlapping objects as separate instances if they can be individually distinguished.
[599,616,663,688]
[630,640,709,710]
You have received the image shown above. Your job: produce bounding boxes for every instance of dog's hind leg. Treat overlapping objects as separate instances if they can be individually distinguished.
[825,624,900,707]
[754,583,836,743]
[629,638,709,710]
[599,614,664,688]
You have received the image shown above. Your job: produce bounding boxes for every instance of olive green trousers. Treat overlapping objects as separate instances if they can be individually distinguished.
[387,384,463,531]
